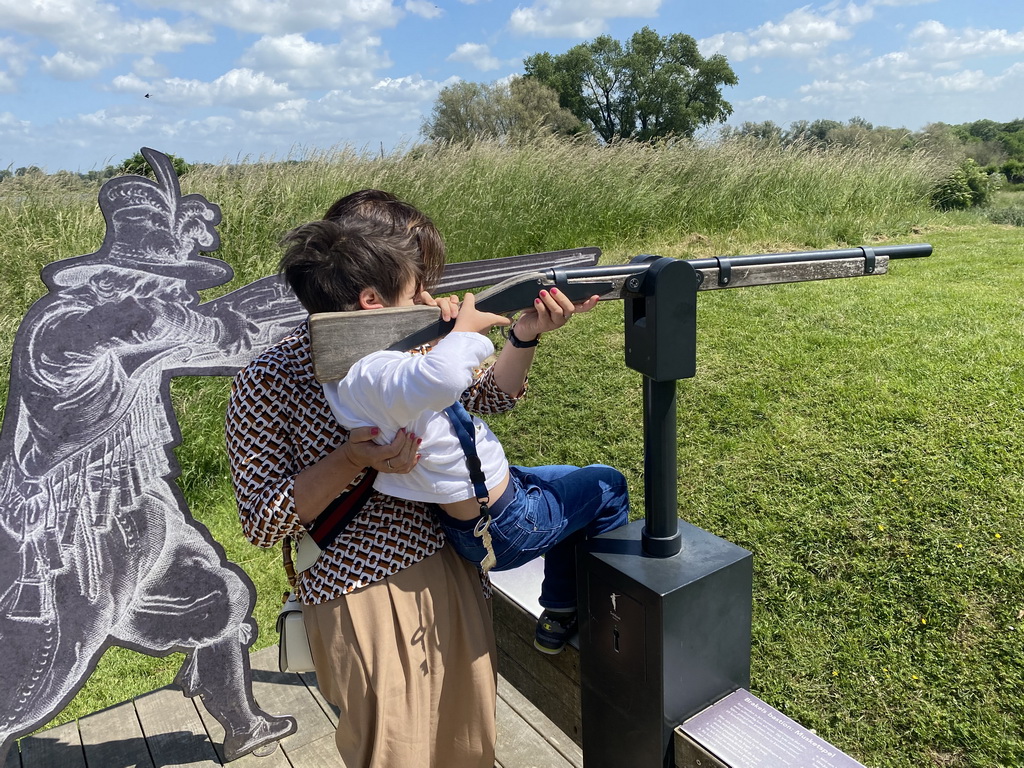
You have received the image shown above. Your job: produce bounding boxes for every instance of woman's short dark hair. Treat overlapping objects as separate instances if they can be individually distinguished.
[323,189,445,292]
[278,217,423,315]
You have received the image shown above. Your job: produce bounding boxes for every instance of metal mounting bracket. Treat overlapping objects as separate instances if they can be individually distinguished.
[861,246,876,274]
[716,256,732,286]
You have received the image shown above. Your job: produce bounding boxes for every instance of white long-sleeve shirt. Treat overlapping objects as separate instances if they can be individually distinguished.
[323,332,510,504]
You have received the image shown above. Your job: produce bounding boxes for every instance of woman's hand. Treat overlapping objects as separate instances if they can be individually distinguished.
[345,426,421,474]
[512,287,600,341]
[294,427,421,523]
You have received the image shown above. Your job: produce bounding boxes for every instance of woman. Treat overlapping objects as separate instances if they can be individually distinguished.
[225,190,594,767]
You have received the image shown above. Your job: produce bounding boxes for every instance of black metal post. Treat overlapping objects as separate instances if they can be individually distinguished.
[642,378,680,557]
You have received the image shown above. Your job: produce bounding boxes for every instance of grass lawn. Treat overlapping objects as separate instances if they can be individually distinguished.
[1,146,1019,766]
[483,224,1024,768]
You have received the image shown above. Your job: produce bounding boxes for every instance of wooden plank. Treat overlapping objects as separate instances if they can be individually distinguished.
[134,688,220,768]
[309,246,602,383]
[248,645,339,731]
[495,695,575,768]
[297,672,339,727]
[491,561,581,684]
[310,305,440,381]
[19,721,86,768]
[492,584,582,746]
[496,645,581,747]
[498,677,582,768]
[280,733,345,767]
[79,700,155,768]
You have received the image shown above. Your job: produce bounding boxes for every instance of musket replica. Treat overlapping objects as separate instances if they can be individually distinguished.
[309,242,932,382]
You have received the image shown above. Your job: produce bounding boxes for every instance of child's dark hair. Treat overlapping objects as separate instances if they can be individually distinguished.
[323,189,445,292]
[279,217,424,314]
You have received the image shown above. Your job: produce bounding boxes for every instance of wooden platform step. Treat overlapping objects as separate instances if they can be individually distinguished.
[7,644,581,768]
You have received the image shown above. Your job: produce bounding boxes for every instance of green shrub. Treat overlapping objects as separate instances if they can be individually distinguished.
[119,151,192,179]
[1002,159,1024,185]
[930,158,1000,210]
[985,205,1024,226]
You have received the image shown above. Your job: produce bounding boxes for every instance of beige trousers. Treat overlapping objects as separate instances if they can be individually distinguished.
[303,545,497,768]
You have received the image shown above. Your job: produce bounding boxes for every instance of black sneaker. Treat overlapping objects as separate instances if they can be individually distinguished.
[534,610,578,655]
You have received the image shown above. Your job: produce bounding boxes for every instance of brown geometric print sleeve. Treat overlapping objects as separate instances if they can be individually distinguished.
[225,352,309,548]
[462,361,526,415]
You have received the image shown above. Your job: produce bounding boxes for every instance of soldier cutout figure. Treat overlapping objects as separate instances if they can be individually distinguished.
[0,148,306,761]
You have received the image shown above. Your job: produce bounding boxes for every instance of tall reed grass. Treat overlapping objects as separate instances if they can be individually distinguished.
[182,137,948,279]
[0,137,947,305]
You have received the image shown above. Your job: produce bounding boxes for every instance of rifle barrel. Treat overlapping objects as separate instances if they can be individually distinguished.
[547,243,931,281]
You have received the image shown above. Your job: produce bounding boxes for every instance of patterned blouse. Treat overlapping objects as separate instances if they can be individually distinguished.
[225,320,522,604]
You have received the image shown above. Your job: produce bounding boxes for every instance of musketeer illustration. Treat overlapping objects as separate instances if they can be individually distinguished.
[0,148,306,761]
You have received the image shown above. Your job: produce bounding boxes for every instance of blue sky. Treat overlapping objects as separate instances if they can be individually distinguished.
[2,0,1022,173]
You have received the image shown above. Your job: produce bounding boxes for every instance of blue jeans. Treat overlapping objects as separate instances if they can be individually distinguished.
[439,464,630,610]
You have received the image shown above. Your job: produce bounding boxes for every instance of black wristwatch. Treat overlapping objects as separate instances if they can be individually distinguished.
[505,324,540,348]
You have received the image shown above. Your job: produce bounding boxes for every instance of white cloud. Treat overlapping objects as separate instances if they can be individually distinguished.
[0,110,28,127]
[135,0,403,35]
[371,74,441,98]
[133,56,168,79]
[319,75,440,121]
[110,72,151,94]
[42,51,110,80]
[0,0,212,88]
[240,33,390,89]
[76,109,154,133]
[835,2,874,26]
[133,68,295,109]
[702,7,856,62]
[405,0,443,20]
[447,42,501,71]
[0,36,29,64]
[798,56,1024,108]
[0,0,212,56]
[908,21,1024,61]
[803,18,1024,102]
[508,0,661,38]
[0,36,30,91]
[238,99,312,133]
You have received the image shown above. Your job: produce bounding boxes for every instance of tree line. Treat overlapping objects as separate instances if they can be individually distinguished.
[721,117,1024,183]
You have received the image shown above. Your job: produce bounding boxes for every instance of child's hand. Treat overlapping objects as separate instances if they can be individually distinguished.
[452,292,511,335]
[513,287,600,340]
[417,290,460,322]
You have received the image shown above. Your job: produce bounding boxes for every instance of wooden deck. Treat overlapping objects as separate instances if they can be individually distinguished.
[6,645,582,768]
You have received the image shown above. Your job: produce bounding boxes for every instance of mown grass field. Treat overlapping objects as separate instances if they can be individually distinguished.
[0,139,1021,767]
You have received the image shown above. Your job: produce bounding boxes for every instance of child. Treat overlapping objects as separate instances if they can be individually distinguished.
[304,217,630,654]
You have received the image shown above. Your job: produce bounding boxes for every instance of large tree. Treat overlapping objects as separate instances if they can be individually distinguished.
[524,26,737,143]
[421,76,581,145]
